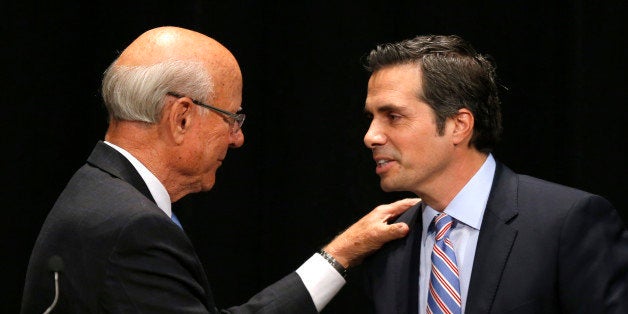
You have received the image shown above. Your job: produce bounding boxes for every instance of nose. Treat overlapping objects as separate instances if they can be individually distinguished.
[229,129,244,148]
[364,121,386,148]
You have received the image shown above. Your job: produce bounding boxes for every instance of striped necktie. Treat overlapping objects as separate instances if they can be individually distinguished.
[427,213,461,314]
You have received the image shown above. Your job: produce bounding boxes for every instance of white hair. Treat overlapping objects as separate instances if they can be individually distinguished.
[101,60,214,123]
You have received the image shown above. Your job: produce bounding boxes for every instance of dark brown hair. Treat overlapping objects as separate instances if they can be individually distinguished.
[366,35,502,152]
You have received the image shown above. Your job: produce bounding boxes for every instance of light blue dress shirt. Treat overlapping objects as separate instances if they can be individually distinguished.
[419,154,496,314]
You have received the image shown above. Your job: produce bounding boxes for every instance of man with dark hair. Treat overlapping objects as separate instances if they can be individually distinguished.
[362,35,628,313]
[21,26,419,313]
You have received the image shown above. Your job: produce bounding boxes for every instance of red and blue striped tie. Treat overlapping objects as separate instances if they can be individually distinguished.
[427,213,461,314]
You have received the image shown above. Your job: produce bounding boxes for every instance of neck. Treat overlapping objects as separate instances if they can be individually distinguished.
[417,149,488,211]
[105,120,192,202]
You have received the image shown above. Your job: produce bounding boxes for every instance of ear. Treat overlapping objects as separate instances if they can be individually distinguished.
[451,108,474,146]
[166,97,194,145]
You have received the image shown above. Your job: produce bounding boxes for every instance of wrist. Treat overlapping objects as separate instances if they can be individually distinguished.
[322,239,352,268]
[318,249,348,278]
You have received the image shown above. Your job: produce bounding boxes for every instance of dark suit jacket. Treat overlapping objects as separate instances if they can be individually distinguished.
[21,141,316,313]
[364,162,628,314]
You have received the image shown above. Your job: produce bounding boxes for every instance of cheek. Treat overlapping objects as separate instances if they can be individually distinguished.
[396,130,447,162]
[202,129,230,155]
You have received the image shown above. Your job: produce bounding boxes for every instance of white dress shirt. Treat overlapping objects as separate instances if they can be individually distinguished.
[105,141,173,216]
[419,154,496,314]
[104,141,344,312]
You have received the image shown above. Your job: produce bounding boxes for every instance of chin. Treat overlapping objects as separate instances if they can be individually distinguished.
[380,181,397,192]
[201,181,216,191]
[199,175,216,192]
[379,178,409,193]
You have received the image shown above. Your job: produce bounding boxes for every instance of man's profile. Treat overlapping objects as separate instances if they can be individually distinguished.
[361,34,628,314]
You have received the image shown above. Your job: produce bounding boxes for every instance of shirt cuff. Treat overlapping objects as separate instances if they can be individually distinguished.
[295,253,347,312]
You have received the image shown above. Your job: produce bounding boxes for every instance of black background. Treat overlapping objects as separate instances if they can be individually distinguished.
[2,1,626,312]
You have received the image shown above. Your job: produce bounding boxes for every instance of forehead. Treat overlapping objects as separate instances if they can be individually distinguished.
[211,68,243,111]
[365,63,423,111]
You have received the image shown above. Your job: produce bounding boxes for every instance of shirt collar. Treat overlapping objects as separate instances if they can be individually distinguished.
[423,154,496,232]
[104,141,172,218]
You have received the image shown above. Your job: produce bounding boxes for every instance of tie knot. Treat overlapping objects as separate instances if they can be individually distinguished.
[433,213,454,241]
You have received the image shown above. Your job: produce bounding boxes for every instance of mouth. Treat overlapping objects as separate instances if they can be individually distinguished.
[374,157,395,174]
[376,159,391,166]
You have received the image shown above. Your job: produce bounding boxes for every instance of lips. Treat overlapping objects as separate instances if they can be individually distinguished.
[373,156,396,175]
[376,159,391,166]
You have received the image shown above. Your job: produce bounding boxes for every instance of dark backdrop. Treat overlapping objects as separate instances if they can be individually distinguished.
[2,1,626,312]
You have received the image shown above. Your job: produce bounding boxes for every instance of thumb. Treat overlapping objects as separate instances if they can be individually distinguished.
[385,222,410,240]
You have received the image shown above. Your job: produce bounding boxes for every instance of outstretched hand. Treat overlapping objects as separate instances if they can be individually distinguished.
[323,198,420,268]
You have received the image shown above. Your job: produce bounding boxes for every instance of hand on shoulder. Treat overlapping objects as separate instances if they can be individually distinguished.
[323,198,420,268]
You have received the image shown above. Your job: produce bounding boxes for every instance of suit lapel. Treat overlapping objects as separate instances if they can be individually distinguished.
[87,142,217,308]
[86,141,155,203]
[366,202,422,314]
[465,163,519,313]
[395,204,421,314]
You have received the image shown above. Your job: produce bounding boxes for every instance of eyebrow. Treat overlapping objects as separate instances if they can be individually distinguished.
[364,103,406,114]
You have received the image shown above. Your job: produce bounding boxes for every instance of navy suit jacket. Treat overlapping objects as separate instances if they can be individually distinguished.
[364,162,628,314]
[22,142,316,313]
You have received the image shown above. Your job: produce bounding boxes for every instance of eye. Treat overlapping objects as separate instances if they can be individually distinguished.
[388,112,402,121]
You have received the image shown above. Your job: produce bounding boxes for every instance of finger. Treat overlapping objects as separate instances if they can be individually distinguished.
[384,222,410,240]
[381,198,421,215]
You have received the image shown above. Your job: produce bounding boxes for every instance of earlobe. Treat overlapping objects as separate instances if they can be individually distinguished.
[452,108,474,145]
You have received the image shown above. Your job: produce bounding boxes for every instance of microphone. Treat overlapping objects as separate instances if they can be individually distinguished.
[43,255,64,314]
